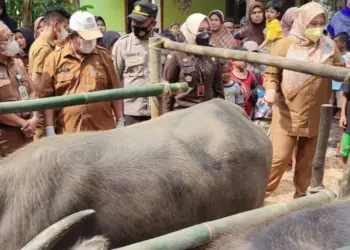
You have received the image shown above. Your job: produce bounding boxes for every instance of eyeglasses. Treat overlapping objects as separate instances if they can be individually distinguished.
[0,33,14,43]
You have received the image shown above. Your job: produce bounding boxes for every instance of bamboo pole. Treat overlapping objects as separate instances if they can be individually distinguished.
[308,104,333,193]
[338,156,350,199]
[21,210,95,250]
[0,83,188,115]
[149,37,163,118]
[115,189,337,250]
[161,39,350,83]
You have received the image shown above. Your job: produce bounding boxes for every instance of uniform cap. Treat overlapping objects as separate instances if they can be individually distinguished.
[128,2,158,22]
[69,11,103,40]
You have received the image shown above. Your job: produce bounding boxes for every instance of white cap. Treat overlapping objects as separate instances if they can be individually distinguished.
[69,11,102,40]
[243,41,259,52]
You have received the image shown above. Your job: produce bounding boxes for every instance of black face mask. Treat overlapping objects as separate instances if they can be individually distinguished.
[195,32,211,46]
[133,24,151,39]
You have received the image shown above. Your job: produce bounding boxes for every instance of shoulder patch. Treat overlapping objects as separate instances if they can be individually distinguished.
[0,72,7,79]
[119,34,130,41]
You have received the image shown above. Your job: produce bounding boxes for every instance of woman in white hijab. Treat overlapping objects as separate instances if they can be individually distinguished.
[162,13,225,114]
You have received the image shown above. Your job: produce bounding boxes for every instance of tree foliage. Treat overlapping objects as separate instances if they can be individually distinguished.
[6,0,75,27]
[172,0,192,13]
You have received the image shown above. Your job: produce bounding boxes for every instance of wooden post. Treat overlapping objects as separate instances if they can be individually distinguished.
[149,37,163,118]
[338,157,350,199]
[308,104,333,194]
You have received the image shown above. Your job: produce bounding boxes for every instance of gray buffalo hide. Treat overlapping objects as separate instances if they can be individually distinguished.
[0,99,271,249]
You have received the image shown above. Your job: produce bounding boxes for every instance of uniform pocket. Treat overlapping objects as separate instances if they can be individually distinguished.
[55,72,73,95]
[125,56,144,77]
[0,78,14,101]
[182,66,197,87]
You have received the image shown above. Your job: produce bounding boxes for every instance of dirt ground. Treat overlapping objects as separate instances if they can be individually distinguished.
[265,119,344,204]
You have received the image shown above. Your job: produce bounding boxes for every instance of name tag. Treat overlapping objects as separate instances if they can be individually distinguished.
[197,85,205,97]
[18,85,29,100]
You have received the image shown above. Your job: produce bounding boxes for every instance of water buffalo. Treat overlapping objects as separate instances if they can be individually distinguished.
[206,199,350,250]
[0,99,271,249]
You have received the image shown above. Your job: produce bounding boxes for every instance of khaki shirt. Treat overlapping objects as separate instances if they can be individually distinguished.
[264,36,342,137]
[39,42,121,133]
[0,58,35,154]
[0,58,35,117]
[28,35,55,74]
[162,51,225,113]
[112,32,161,116]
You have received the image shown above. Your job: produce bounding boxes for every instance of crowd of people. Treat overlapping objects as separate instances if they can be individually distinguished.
[0,0,350,199]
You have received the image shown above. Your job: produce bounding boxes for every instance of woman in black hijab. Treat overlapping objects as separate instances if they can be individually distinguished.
[101,30,120,52]
[95,16,107,33]
[0,0,17,31]
[14,27,34,67]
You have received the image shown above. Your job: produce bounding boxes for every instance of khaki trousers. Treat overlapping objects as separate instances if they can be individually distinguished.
[265,133,318,199]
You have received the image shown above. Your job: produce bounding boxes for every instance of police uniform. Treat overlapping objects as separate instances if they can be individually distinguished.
[38,42,121,133]
[112,1,159,126]
[162,52,225,113]
[0,58,35,155]
[28,35,55,140]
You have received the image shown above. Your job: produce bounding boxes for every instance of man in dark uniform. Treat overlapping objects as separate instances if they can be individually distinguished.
[112,1,160,126]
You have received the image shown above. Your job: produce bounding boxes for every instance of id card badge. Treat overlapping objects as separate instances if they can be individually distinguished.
[18,85,29,100]
[197,85,205,97]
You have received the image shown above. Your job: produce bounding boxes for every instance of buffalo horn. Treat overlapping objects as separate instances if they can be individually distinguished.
[21,209,96,250]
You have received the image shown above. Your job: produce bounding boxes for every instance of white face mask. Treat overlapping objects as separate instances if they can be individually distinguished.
[57,26,69,42]
[2,40,20,57]
[79,39,97,54]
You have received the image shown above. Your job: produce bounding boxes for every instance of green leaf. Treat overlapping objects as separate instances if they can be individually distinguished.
[78,4,94,11]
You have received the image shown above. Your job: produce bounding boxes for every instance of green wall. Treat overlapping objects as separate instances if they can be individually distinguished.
[80,0,125,32]
[163,0,227,29]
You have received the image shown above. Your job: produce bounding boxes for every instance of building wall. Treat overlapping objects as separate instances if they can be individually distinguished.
[163,0,226,29]
[80,0,125,33]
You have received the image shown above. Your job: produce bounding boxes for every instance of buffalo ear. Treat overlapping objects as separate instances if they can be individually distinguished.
[70,236,110,250]
[21,209,96,250]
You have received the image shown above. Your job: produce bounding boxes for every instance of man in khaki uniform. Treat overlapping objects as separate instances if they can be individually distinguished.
[112,1,160,126]
[39,11,123,135]
[29,6,71,139]
[0,23,38,156]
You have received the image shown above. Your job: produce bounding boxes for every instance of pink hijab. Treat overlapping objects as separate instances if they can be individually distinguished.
[280,7,299,36]
[282,2,335,96]
[33,16,44,39]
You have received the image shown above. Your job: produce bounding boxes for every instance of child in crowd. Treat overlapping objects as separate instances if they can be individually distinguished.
[221,60,244,108]
[258,0,284,52]
[332,32,350,119]
[231,47,257,118]
[243,40,265,85]
[340,82,350,168]
[333,32,350,156]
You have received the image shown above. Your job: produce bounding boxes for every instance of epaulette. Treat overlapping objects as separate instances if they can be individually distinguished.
[118,34,130,41]
[96,45,109,52]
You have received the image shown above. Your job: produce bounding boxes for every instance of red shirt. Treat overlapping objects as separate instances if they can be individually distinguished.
[231,71,256,117]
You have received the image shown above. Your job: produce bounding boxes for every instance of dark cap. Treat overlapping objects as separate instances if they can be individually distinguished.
[128,1,158,22]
